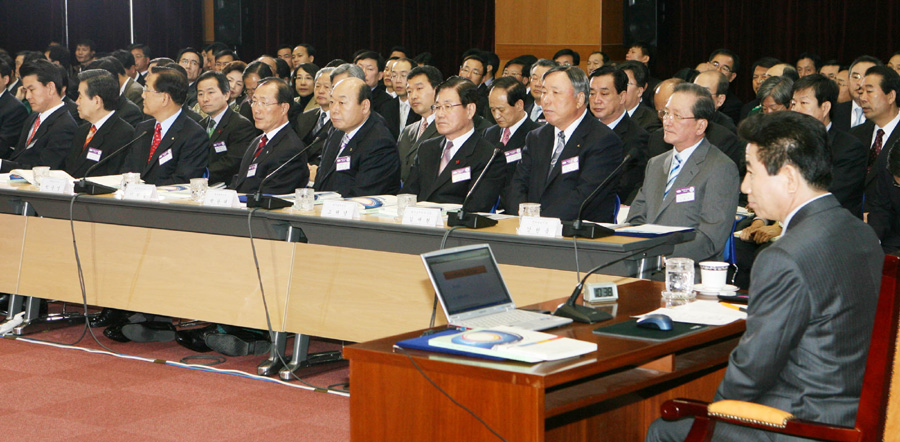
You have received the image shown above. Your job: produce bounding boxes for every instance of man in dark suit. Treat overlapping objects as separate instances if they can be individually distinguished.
[483,77,541,211]
[694,70,737,133]
[313,77,400,196]
[398,66,443,183]
[705,49,743,123]
[406,76,505,211]
[647,112,883,442]
[195,71,258,186]
[292,67,334,165]
[121,66,208,185]
[851,65,900,206]
[84,57,146,127]
[627,83,739,262]
[740,57,781,122]
[588,66,649,205]
[0,59,76,172]
[832,56,882,133]
[380,57,421,139]
[618,61,662,132]
[128,44,151,86]
[868,147,900,253]
[791,74,867,217]
[0,57,27,157]
[526,59,558,122]
[230,78,309,195]
[64,70,134,177]
[177,48,203,109]
[508,66,624,222]
[109,50,144,109]
[354,51,393,120]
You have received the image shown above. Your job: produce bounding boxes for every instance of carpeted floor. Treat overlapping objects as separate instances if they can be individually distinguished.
[0,317,351,442]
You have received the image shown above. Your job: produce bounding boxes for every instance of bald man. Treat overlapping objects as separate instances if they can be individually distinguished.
[694,70,737,133]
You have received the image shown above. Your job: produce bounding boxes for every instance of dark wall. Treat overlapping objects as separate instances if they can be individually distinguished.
[653,0,900,102]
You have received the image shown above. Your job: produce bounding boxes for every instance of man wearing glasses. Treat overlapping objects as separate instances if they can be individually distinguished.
[381,57,421,139]
[705,48,744,124]
[627,83,739,263]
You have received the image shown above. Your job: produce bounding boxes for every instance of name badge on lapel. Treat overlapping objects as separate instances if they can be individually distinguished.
[158,149,173,165]
[247,163,258,177]
[561,156,579,174]
[336,156,351,171]
[86,148,102,162]
[213,141,227,153]
[675,186,695,203]
[451,166,471,183]
[505,148,522,163]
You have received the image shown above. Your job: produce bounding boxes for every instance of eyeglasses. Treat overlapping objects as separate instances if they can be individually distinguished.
[431,103,464,113]
[709,60,733,74]
[851,73,865,80]
[658,109,698,121]
[502,71,522,78]
[459,66,482,76]
[390,72,409,80]
[250,99,280,107]
[180,59,200,66]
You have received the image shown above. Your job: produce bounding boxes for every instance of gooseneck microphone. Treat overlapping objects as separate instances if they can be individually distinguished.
[448,147,501,229]
[74,130,152,195]
[246,141,315,209]
[554,247,652,323]
[561,149,636,239]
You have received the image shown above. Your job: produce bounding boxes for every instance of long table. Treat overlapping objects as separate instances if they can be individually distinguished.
[344,280,745,442]
[0,183,694,342]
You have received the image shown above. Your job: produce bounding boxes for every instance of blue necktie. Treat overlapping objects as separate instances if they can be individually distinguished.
[664,153,683,199]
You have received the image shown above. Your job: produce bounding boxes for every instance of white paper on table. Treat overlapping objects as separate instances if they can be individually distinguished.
[635,300,747,326]
[615,224,693,235]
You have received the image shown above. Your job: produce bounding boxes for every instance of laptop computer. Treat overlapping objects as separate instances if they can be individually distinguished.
[421,244,572,331]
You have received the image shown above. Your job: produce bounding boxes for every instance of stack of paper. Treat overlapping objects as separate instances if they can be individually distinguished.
[636,300,747,326]
[428,326,597,363]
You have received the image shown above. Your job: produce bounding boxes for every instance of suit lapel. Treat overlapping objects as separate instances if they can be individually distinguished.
[211,109,232,143]
[654,139,709,219]
[543,116,590,192]
[425,136,476,199]
[143,115,182,174]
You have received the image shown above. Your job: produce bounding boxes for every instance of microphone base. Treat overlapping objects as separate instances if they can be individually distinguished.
[448,211,498,229]
[246,195,292,210]
[73,180,117,195]
[553,303,613,324]
[562,221,615,239]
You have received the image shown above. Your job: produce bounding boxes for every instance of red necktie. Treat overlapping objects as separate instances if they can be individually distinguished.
[83,125,96,152]
[253,135,268,160]
[27,115,40,145]
[500,127,511,146]
[147,123,162,164]
[869,128,885,173]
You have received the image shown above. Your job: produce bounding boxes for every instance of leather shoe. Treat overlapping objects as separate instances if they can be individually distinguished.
[103,322,131,343]
[122,321,177,342]
[175,325,216,352]
[89,308,129,328]
[205,332,271,356]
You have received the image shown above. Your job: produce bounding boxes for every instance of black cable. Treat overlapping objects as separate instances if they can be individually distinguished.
[247,209,340,393]
[572,235,581,282]
[429,225,463,328]
[397,347,508,442]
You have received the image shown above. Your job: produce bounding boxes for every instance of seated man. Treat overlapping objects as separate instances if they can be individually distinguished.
[405,76,505,211]
[508,65,624,222]
[627,83,739,262]
[195,71,258,186]
[0,55,27,157]
[868,146,900,254]
[121,66,208,185]
[313,77,400,196]
[646,112,883,441]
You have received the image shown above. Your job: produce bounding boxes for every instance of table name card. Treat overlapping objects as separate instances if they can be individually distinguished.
[402,207,443,227]
[203,189,239,207]
[320,200,360,220]
[516,216,562,238]
[123,184,158,201]
[39,177,73,194]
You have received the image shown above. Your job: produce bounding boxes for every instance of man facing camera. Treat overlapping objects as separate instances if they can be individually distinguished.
[121,66,208,185]
[508,65,624,222]
[313,77,400,196]
[627,83,739,262]
[405,76,505,211]
[196,71,258,186]
[230,78,309,195]
[647,112,883,441]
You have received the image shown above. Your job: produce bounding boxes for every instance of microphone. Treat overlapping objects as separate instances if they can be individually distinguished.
[73,130,152,195]
[561,149,636,239]
[554,247,653,323]
[448,146,501,229]
[246,140,315,209]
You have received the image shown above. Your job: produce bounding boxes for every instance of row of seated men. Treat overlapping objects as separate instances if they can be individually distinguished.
[1,41,898,353]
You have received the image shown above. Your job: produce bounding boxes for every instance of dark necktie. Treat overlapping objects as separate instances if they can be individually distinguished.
[869,128,885,173]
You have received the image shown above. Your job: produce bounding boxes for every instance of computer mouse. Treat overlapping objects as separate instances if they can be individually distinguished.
[636,314,674,331]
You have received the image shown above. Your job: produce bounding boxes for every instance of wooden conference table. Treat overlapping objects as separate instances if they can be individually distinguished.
[345,279,744,442]
[0,182,693,343]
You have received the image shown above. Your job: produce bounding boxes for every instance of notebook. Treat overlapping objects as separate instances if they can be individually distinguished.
[421,244,572,331]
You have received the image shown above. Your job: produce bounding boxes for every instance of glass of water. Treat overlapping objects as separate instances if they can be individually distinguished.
[397,193,417,219]
[294,187,315,212]
[665,257,695,296]
[190,177,208,202]
[121,172,141,191]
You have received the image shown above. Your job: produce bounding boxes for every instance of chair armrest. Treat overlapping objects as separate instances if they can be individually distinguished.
[707,400,793,428]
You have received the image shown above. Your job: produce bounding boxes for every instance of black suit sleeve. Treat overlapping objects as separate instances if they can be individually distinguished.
[346,134,401,197]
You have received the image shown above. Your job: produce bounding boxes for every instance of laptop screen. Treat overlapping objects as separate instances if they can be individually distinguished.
[422,245,513,316]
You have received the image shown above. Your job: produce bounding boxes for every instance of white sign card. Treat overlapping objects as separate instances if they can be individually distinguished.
[320,200,360,220]
[123,183,158,201]
[402,207,443,227]
[203,189,240,207]
[516,216,563,238]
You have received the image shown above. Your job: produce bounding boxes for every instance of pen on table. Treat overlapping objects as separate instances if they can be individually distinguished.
[719,302,747,313]
[517,335,563,347]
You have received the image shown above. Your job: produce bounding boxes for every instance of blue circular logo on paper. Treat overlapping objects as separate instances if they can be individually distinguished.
[451,330,523,348]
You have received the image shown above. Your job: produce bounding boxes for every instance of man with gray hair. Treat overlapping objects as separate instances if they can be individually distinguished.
[330,63,366,85]
[508,65,624,222]
[526,58,558,121]
[627,83,739,262]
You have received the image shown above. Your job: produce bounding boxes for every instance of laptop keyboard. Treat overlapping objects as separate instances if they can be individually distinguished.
[457,309,552,329]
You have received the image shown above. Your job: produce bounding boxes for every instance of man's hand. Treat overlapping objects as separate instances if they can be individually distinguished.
[739,219,767,242]
[751,224,782,244]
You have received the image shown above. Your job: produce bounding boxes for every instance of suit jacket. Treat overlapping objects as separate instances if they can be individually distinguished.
[370,84,393,121]
[0,90,27,157]
[648,121,746,180]
[828,126,867,218]
[230,125,310,195]
[483,117,542,211]
[715,195,881,435]
[123,77,144,109]
[116,95,146,127]
[63,114,134,177]
[397,116,439,183]
[508,113,624,222]
[121,111,209,185]
[626,138,739,262]
[609,113,650,205]
[64,97,84,126]
[850,120,900,204]
[739,98,759,123]
[630,103,662,132]
[380,96,421,140]
[1,104,76,172]
[720,89,743,124]
[203,107,259,185]
[831,100,853,133]
[868,168,900,253]
[405,132,505,212]
[712,111,736,133]
[313,113,401,197]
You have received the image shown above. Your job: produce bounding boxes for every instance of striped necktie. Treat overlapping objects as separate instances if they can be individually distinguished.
[548,131,565,178]
[664,153,683,199]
